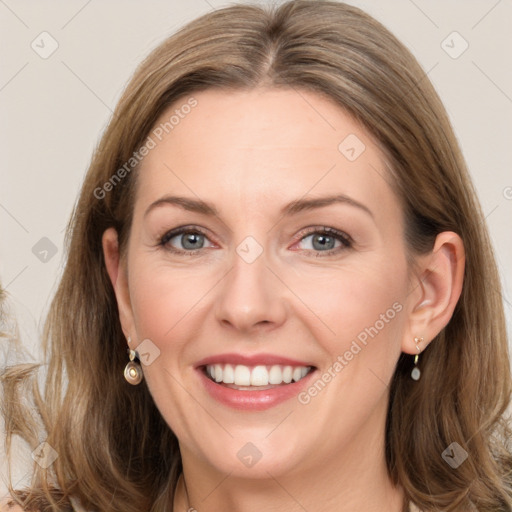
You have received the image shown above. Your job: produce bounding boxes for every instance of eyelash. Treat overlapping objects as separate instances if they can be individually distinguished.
[158,225,209,256]
[293,226,353,257]
[158,225,353,257]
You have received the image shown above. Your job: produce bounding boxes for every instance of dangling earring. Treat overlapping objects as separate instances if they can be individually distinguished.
[124,337,143,385]
[411,336,423,381]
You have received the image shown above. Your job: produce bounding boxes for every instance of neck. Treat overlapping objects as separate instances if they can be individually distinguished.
[174,466,404,512]
[173,403,405,512]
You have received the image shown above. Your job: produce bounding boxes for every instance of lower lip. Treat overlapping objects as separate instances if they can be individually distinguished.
[197,368,316,411]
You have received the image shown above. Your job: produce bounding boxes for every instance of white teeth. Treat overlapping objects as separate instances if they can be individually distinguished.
[292,367,302,382]
[251,365,269,386]
[234,365,251,386]
[223,364,234,384]
[269,365,282,385]
[205,363,312,387]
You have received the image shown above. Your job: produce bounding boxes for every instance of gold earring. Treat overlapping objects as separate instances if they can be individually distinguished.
[411,336,423,381]
[124,337,143,385]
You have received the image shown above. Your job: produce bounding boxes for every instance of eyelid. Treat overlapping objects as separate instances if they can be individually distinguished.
[294,226,353,244]
[291,226,353,255]
[158,225,217,253]
[158,224,353,256]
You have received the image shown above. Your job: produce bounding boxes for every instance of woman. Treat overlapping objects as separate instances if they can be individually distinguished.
[1,1,511,510]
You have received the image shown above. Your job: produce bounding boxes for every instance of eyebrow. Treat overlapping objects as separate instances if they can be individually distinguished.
[282,194,373,218]
[144,194,374,219]
[145,196,219,217]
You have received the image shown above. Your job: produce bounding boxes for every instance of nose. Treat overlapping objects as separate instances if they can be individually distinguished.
[214,240,287,335]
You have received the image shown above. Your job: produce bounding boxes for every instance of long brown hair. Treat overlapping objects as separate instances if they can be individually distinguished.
[2,1,511,510]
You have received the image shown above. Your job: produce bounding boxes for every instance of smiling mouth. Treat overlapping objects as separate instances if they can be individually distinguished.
[203,363,315,390]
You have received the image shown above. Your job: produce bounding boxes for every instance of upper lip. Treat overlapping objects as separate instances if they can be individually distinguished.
[195,353,315,368]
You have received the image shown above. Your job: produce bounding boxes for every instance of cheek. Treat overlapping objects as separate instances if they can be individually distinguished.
[126,262,215,438]
[291,258,408,359]
[129,261,212,342]
[290,262,407,443]
[128,247,409,362]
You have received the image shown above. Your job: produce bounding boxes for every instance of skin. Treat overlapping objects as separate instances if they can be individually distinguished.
[103,88,465,512]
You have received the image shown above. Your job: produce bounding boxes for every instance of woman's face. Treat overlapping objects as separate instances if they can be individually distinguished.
[108,88,419,480]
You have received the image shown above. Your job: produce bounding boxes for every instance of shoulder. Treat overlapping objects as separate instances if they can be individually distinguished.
[1,492,79,512]
[0,497,26,512]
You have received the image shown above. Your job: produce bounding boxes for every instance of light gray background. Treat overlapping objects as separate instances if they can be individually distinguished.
[1,0,511,497]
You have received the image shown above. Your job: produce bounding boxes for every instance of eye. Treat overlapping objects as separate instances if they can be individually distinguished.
[294,227,352,256]
[159,226,215,254]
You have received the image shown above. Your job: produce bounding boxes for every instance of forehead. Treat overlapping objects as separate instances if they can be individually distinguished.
[135,87,400,221]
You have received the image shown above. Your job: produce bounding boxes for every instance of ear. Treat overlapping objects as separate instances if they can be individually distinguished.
[402,231,465,355]
[102,227,135,340]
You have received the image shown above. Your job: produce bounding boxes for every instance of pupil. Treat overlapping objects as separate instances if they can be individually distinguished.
[183,233,203,250]
[313,234,334,251]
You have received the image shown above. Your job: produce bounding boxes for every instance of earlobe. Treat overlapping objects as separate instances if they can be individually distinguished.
[402,231,465,355]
